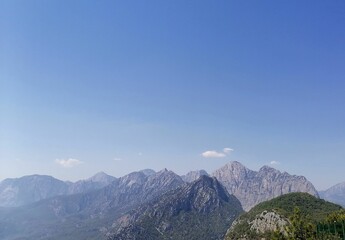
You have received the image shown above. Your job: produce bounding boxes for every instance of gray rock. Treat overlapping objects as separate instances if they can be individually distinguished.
[227,210,288,239]
[212,161,318,210]
[249,211,288,234]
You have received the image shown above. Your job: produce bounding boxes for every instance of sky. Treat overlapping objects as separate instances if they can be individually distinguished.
[1,0,345,190]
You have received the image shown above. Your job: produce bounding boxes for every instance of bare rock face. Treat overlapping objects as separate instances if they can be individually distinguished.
[249,211,288,234]
[319,181,345,207]
[227,210,288,240]
[181,170,208,182]
[212,161,318,210]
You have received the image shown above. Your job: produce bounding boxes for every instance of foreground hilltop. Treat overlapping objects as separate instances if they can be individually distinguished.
[226,192,343,240]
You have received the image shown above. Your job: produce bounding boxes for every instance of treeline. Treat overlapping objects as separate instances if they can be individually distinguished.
[273,208,345,240]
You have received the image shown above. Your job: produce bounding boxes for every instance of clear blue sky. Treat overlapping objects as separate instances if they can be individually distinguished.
[1,0,345,190]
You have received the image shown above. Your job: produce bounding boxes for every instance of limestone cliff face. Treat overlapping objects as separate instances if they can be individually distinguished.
[249,211,288,234]
[227,210,288,240]
[212,161,318,210]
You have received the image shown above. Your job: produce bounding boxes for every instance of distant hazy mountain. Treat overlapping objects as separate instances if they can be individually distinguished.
[67,171,117,194]
[0,169,184,240]
[0,172,117,207]
[225,192,343,240]
[138,169,156,176]
[109,175,243,240]
[0,175,68,207]
[181,169,208,182]
[319,181,345,207]
[212,161,318,210]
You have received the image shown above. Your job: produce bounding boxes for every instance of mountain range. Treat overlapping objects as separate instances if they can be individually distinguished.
[108,175,243,240]
[0,169,183,239]
[0,161,344,240]
[0,172,117,208]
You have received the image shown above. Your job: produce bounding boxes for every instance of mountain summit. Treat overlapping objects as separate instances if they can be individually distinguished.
[212,161,318,210]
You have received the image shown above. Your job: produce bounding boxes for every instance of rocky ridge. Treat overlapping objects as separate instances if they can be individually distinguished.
[0,172,117,207]
[0,169,184,240]
[212,161,318,210]
[181,169,208,182]
[109,175,243,240]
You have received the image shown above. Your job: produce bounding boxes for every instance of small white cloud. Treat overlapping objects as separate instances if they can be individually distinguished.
[114,157,122,161]
[270,161,280,165]
[55,158,83,168]
[223,148,234,154]
[201,151,226,158]
[201,147,234,158]
[138,152,143,156]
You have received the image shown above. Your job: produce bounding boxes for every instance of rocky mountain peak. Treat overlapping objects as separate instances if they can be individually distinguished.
[183,175,233,212]
[259,165,279,173]
[212,161,255,194]
[144,169,184,194]
[228,160,247,169]
[88,171,116,183]
[156,168,169,174]
[214,161,251,177]
[181,169,208,182]
[119,171,147,187]
[211,161,318,210]
[139,169,156,176]
[146,175,234,215]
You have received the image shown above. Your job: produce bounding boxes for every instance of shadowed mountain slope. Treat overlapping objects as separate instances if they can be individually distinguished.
[109,175,243,240]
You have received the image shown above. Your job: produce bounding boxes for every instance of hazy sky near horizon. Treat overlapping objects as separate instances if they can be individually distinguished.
[1,0,345,190]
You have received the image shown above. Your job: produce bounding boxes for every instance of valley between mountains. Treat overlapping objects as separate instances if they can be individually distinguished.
[0,161,344,240]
